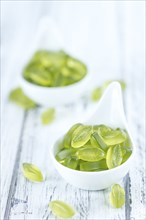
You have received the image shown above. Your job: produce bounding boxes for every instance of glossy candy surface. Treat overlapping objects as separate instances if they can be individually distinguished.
[23,50,87,87]
[55,124,132,172]
[49,200,76,218]
[62,123,82,149]
[80,159,107,171]
[109,184,125,208]
[100,129,127,146]
[22,163,44,182]
[106,145,123,169]
[71,125,92,148]
[77,147,105,162]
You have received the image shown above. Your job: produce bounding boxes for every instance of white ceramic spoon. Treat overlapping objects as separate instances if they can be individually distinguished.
[19,16,91,107]
[50,82,136,190]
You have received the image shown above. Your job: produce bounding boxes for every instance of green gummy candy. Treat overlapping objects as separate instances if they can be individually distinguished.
[56,123,132,172]
[56,149,75,163]
[71,125,92,148]
[90,132,107,150]
[23,50,87,87]
[121,146,132,164]
[110,184,125,208]
[106,145,123,169]
[9,87,36,110]
[76,147,105,162]
[99,128,127,146]
[91,132,107,151]
[63,156,79,170]
[22,163,44,182]
[41,108,55,125]
[49,200,76,218]
[91,87,103,101]
[62,123,82,149]
[80,159,108,171]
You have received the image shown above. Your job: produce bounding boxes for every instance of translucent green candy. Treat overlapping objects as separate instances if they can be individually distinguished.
[63,157,79,170]
[27,68,52,86]
[9,87,36,110]
[49,200,76,218]
[80,159,107,171]
[22,163,44,182]
[99,128,127,146]
[92,125,100,132]
[23,50,87,87]
[41,108,55,125]
[62,123,82,149]
[91,87,103,101]
[121,146,132,164]
[71,125,92,148]
[56,123,132,171]
[83,140,93,147]
[98,125,112,134]
[77,147,105,162]
[90,132,107,151]
[109,184,125,208]
[90,133,101,148]
[121,135,132,148]
[56,149,75,163]
[106,145,123,169]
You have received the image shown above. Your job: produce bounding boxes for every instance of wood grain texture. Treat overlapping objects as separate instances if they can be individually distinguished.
[125,75,146,220]
[1,104,25,219]
[2,77,145,220]
[1,1,145,220]
[3,79,145,220]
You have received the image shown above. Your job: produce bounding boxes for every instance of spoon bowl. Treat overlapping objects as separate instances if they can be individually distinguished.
[19,16,90,107]
[50,82,136,190]
[20,73,90,107]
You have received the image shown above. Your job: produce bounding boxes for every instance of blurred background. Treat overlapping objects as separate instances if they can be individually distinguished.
[1,0,145,99]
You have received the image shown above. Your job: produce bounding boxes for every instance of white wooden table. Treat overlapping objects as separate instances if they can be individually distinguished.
[1,68,145,220]
[1,1,145,219]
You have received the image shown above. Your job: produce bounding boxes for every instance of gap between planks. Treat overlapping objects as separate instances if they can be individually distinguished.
[4,112,27,220]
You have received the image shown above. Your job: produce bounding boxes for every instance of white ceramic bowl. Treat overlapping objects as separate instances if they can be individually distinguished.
[50,82,136,190]
[20,73,91,107]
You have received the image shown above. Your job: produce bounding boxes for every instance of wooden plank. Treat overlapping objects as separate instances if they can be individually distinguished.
[87,182,125,220]
[3,80,145,220]
[3,71,145,220]
[125,75,146,220]
[6,108,86,219]
[1,42,28,219]
[2,2,145,219]
[8,106,127,220]
[1,104,25,219]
